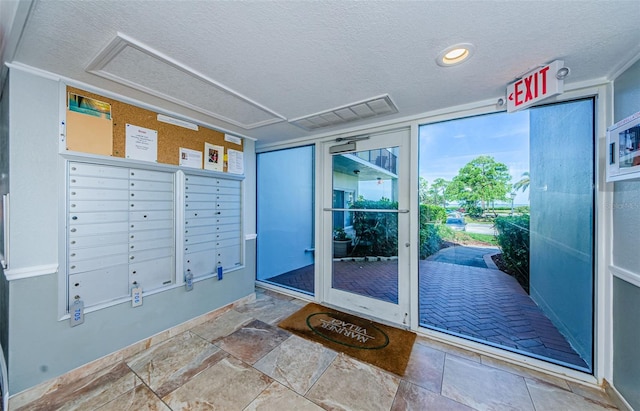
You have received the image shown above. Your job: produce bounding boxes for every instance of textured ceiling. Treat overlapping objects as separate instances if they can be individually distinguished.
[4,0,640,145]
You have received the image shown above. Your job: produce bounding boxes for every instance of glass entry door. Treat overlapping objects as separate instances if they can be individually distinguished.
[323,128,410,325]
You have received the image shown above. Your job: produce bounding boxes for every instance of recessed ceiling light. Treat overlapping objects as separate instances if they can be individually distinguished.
[445,48,467,60]
[437,43,475,67]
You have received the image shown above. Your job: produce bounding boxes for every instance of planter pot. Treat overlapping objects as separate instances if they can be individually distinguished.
[333,239,351,258]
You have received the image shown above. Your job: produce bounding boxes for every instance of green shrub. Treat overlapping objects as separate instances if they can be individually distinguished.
[494,215,530,292]
[419,223,443,259]
[418,204,446,259]
[350,199,398,256]
[419,204,447,225]
[463,202,483,218]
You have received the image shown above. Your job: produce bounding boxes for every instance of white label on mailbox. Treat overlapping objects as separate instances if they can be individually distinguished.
[131,286,143,307]
[185,271,194,291]
[70,299,84,327]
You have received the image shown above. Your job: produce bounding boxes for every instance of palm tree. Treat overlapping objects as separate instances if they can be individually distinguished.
[419,177,429,204]
[513,171,530,194]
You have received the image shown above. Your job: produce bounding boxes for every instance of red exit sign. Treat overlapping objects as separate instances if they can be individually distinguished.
[507,60,565,112]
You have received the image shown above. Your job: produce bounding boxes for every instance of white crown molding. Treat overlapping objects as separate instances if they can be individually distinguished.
[4,264,58,281]
[607,47,640,82]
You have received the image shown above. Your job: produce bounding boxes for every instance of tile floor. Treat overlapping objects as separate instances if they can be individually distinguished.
[12,288,617,411]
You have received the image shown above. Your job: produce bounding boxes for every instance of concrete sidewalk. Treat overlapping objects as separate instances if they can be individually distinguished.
[426,244,499,269]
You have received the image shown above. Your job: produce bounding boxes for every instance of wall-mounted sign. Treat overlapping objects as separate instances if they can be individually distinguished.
[506,60,564,112]
[125,124,158,162]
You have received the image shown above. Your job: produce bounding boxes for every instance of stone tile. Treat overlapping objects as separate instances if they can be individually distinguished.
[95,384,170,411]
[291,297,309,307]
[306,354,400,411]
[392,380,474,411]
[126,331,225,398]
[9,351,127,410]
[235,292,304,324]
[567,381,617,408]
[479,354,570,390]
[257,288,297,301]
[244,381,325,411]
[402,340,445,393]
[162,355,273,410]
[190,309,254,343]
[442,354,534,410]
[120,338,156,361]
[13,362,141,411]
[216,319,291,364]
[527,378,618,410]
[254,335,337,395]
[144,329,174,352]
[414,335,481,363]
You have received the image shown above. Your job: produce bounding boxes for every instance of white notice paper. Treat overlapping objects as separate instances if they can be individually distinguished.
[179,147,202,169]
[125,124,158,162]
[227,149,244,174]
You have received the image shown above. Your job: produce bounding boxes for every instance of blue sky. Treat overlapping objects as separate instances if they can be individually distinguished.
[418,110,531,206]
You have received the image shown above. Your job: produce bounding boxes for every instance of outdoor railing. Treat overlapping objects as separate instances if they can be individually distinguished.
[355,148,397,175]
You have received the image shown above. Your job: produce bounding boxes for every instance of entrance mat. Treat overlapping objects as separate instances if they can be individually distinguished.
[278,303,416,376]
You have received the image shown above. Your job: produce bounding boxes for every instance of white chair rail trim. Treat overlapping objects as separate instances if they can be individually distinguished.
[3,264,58,281]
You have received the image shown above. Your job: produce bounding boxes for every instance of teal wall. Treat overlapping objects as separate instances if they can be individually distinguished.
[612,58,640,411]
[612,277,640,409]
[4,68,257,395]
[257,146,315,282]
[529,99,594,369]
[8,241,256,394]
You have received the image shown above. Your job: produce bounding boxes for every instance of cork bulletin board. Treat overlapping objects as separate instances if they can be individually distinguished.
[65,86,243,171]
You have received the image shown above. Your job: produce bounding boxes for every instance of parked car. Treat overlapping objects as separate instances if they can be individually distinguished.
[446,217,467,231]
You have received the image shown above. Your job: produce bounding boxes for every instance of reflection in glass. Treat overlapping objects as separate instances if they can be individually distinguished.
[417,99,594,371]
[257,146,315,295]
[618,124,640,169]
[331,147,399,303]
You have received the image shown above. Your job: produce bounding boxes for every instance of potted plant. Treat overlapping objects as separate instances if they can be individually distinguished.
[333,227,351,258]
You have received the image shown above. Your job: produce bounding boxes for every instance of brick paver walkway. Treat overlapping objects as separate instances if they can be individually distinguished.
[266,260,398,303]
[265,258,588,369]
[267,264,315,294]
[419,260,588,369]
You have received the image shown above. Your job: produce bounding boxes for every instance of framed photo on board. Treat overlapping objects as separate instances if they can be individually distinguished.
[204,143,224,172]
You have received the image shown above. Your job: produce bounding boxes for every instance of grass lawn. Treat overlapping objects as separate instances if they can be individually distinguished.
[440,228,498,246]
[467,232,498,245]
